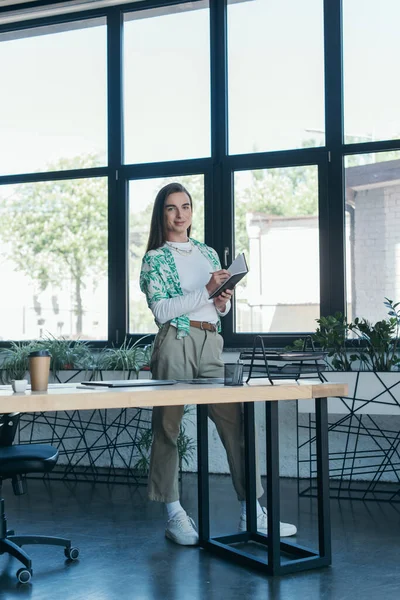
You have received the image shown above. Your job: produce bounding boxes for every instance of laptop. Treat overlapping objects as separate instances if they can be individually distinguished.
[80,379,177,388]
[184,378,225,384]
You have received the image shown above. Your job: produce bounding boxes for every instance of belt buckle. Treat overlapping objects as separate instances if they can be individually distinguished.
[200,321,205,330]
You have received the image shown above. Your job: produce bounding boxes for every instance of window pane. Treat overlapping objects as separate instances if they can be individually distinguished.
[123,3,210,164]
[234,166,319,333]
[0,19,107,176]
[0,178,108,340]
[227,0,325,155]
[345,151,400,323]
[129,175,205,334]
[343,0,400,144]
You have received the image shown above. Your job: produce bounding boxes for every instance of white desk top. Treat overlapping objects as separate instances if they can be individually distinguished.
[0,379,348,413]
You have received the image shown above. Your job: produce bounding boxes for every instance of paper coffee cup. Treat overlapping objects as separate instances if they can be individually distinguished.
[29,350,51,392]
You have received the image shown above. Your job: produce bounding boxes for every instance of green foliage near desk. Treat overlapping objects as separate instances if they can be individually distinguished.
[0,337,95,383]
[96,336,153,375]
[0,341,40,383]
[0,335,153,383]
[293,298,400,371]
[37,334,93,374]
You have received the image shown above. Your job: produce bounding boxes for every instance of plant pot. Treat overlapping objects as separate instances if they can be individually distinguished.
[11,379,28,393]
[298,370,400,493]
[298,371,400,415]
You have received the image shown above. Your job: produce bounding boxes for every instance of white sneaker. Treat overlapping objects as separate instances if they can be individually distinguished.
[165,512,199,546]
[238,507,297,537]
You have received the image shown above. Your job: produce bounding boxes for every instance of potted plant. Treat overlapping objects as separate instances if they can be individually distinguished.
[307,298,400,372]
[36,334,93,381]
[296,298,400,500]
[295,298,400,411]
[0,341,41,384]
[0,336,95,385]
[94,335,153,380]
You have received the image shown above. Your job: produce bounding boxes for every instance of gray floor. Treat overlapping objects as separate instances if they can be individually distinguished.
[0,474,399,600]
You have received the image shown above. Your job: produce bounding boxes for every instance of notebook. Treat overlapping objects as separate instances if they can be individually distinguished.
[208,253,248,299]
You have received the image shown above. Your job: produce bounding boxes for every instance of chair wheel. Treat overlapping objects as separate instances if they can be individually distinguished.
[16,568,32,584]
[64,547,79,560]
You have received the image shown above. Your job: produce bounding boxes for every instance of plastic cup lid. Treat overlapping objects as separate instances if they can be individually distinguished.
[29,350,51,358]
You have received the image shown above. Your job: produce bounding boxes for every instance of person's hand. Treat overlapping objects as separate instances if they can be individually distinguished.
[214,289,233,313]
[206,270,231,295]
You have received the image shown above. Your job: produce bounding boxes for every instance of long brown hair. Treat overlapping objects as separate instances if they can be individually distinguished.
[145,182,193,253]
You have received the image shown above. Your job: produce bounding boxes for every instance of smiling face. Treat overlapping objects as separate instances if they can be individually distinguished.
[164,191,193,242]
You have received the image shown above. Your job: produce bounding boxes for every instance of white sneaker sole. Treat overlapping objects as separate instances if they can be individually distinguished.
[239,522,297,537]
[165,529,199,546]
[277,523,297,537]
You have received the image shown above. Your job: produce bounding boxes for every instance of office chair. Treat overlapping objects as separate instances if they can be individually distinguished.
[0,413,79,583]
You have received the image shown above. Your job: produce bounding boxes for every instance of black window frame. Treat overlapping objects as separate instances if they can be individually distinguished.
[0,0,399,350]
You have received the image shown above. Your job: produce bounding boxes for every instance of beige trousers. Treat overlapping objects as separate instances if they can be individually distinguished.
[148,324,264,503]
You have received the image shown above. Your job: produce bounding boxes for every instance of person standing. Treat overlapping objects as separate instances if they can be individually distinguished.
[140,182,296,545]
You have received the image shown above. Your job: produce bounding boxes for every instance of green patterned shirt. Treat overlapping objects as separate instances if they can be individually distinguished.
[140,239,221,339]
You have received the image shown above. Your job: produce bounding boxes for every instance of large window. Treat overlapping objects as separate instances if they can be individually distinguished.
[123,3,211,165]
[343,0,400,144]
[227,0,325,155]
[0,0,399,347]
[0,178,108,341]
[345,151,400,323]
[0,17,108,342]
[128,175,205,334]
[0,19,107,176]
[234,166,319,333]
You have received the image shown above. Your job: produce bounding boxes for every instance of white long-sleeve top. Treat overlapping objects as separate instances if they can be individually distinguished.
[151,241,231,325]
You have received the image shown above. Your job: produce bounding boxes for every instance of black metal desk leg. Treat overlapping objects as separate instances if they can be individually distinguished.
[244,402,257,533]
[197,404,210,543]
[315,397,331,562]
[265,401,281,574]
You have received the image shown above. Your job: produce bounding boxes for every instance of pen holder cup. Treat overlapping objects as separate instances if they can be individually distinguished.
[224,363,244,386]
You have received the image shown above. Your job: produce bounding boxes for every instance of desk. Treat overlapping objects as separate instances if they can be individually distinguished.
[0,378,347,576]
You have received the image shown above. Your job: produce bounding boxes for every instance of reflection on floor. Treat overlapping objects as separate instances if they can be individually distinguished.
[1,474,399,600]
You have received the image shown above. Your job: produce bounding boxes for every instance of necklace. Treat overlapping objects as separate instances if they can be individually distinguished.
[165,239,194,256]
